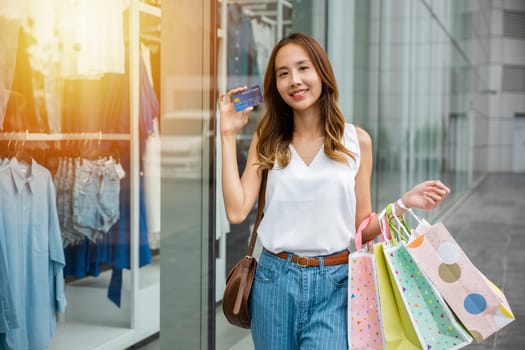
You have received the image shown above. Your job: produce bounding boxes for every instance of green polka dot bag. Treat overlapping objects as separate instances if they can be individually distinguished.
[380,205,474,349]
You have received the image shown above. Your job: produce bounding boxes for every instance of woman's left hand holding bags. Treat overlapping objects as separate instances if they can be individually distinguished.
[400,180,451,211]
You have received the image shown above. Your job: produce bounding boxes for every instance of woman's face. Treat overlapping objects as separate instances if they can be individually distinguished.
[274,43,322,114]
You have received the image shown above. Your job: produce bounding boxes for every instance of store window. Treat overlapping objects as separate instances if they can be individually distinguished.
[331,0,477,218]
[1,1,161,349]
[159,0,215,348]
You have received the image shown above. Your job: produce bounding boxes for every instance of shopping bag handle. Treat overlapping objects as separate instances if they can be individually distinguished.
[377,209,391,244]
[403,206,425,226]
[386,204,411,243]
[354,212,376,250]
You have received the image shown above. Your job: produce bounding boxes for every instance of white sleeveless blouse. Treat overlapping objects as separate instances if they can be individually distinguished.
[258,123,361,256]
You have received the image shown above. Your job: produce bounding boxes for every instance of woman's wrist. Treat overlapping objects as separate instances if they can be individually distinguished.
[221,130,238,139]
[391,198,408,218]
[396,198,409,210]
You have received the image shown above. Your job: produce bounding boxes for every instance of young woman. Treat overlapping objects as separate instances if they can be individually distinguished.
[218,33,450,349]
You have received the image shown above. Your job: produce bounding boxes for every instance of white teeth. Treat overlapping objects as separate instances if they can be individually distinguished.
[292,90,306,97]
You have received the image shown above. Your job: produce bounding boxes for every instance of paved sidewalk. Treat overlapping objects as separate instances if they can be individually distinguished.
[440,173,524,349]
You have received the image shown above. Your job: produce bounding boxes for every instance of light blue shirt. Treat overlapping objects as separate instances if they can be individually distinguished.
[0,208,18,333]
[0,158,66,350]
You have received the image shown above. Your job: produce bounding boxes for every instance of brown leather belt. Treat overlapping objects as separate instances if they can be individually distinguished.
[270,250,349,267]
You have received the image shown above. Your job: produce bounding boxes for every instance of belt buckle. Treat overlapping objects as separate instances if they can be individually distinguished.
[296,256,309,267]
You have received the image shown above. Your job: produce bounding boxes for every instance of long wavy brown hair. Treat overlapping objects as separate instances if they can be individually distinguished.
[256,33,356,171]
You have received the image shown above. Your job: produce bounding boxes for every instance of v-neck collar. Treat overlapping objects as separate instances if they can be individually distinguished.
[289,143,324,168]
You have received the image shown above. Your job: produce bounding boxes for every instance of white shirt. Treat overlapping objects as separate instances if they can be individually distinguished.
[258,123,361,256]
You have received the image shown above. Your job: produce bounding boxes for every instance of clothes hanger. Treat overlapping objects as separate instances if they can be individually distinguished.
[14,133,32,165]
[0,133,15,159]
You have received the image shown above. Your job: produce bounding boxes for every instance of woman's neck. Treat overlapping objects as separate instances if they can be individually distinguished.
[293,109,324,139]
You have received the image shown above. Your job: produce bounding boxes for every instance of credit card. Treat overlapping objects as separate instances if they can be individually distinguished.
[232,85,263,112]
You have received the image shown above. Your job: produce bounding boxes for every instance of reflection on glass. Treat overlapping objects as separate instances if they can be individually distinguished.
[215,0,485,348]
[350,0,476,218]
[216,1,295,349]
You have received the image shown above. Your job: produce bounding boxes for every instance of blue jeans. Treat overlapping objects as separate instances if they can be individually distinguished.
[250,249,348,350]
[72,158,120,240]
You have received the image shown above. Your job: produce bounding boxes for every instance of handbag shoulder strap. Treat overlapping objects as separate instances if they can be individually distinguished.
[246,169,268,257]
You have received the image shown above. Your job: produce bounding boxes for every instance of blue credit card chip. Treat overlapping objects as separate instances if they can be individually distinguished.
[232,85,263,112]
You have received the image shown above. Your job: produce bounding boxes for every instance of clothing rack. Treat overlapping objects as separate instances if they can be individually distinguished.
[233,0,293,40]
[139,1,161,17]
[139,2,161,43]
[234,0,292,6]
[242,7,277,26]
[0,132,130,141]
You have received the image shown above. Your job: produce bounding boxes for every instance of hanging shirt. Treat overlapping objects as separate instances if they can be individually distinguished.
[143,118,161,247]
[59,0,126,77]
[250,18,273,76]
[2,27,49,133]
[258,123,361,257]
[0,158,66,350]
[227,3,261,90]
[0,209,18,333]
[0,16,21,130]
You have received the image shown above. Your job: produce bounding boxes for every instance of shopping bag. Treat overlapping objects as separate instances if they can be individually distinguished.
[348,213,385,350]
[381,206,473,349]
[372,211,420,350]
[374,240,421,350]
[404,209,515,343]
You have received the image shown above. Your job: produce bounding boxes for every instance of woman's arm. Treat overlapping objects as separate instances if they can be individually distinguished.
[354,127,450,242]
[218,89,263,224]
[354,127,380,242]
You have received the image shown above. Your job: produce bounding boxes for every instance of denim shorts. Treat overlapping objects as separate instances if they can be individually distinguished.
[250,249,349,350]
[72,158,120,240]
[57,158,87,245]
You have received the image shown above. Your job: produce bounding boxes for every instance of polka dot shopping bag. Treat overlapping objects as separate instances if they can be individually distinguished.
[348,213,386,350]
[403,209,515,343]
[380,205,473,349]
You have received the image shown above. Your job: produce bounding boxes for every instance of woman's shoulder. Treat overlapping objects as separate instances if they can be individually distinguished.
[344,123,371,144]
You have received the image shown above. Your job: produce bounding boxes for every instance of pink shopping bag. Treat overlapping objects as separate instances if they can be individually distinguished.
[348,213,385,350]
[404,210,515,343]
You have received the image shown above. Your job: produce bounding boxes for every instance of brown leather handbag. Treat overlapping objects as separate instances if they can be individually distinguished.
[222,171,267,329]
